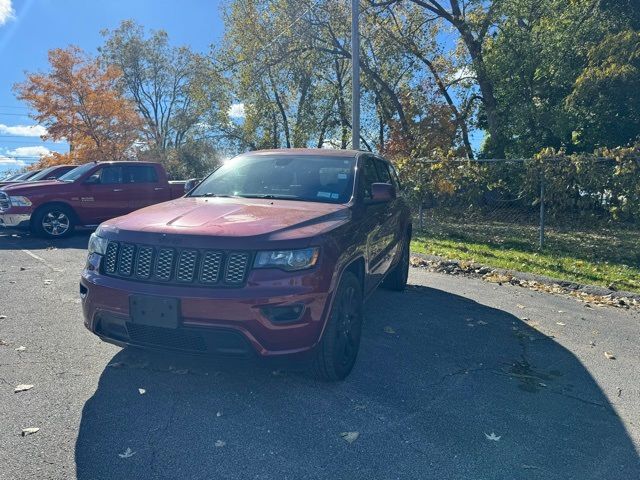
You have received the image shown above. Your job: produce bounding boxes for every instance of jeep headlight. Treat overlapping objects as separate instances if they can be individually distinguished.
[254,247,319,271]
[9,196,32,207]
[88,232,109,256]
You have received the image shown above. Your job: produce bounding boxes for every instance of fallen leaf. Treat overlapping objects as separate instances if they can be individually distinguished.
[617,388,622,397]
[0,315,6,319]
[138,388,146,395]
[484,432,501,441]
[604,351,616,360]
[477,320,488,326]
[538,383,547,388]
[215,440,226,448]
[589,341,596,347]
[354,404,366,411]
[340,431,359,444]
[14,384,34,393]
[216,411,223,417]
[383,326,396,334]
[43,280,53,285]
[271,369,285,377]
[557,310,564,314]
[118,447,135,458]
[21,427,39,436]
[516,304,525,309]
[15,346,26,352]
[556,322,566,326]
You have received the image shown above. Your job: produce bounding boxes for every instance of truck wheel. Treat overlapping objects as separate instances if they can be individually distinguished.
[32,205,75,239]
[312,272,363,381]
[382,235,410,291]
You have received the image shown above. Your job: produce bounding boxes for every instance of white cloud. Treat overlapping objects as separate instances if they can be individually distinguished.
[228,103,246,119]
[0,0,14,26]
[0,123,48,137]
[0,156,27,168]
[451,66,475,83]
[7,146,51,157]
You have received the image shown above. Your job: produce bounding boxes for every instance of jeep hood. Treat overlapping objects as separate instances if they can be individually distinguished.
[103,197,351,240]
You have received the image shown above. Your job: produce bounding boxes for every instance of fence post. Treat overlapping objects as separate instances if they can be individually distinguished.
[539,169,545,249]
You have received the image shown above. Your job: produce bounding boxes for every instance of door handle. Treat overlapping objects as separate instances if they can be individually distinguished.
[113,188,123,192]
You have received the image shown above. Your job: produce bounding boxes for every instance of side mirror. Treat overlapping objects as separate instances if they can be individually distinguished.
[370,183,396,202]
[85,175,100,185]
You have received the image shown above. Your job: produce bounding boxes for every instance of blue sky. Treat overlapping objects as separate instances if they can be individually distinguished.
[0,0,225,175]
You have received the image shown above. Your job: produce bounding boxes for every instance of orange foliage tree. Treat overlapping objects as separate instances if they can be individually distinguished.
[14,46,143,167]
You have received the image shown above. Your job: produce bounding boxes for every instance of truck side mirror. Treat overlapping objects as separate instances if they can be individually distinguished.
[370,183,396,202]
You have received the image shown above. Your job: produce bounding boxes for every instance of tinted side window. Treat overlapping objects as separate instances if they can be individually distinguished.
[360,157,380,199]
[373,158,392,183]
[126,165,158,183]
[95,166,123,184]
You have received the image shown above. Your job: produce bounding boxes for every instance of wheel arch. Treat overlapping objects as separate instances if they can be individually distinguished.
[31,201,79,229]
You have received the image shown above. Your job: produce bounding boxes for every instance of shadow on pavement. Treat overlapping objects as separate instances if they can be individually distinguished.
[0,230,91,250]
[75,285,640,479]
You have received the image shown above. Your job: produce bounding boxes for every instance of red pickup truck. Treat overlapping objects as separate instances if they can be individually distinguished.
[0,161,184,238]
[80,149,412,380]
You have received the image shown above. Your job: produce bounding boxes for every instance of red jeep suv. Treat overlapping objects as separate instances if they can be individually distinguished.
[81,149,411,380]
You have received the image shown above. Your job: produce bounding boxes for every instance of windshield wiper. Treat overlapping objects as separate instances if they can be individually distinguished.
[190,193,237,198]
[238,194,296,200]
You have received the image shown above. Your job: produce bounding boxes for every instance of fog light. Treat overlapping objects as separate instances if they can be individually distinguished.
[261,304,305,324]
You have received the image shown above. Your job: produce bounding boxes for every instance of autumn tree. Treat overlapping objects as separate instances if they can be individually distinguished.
[100,21,219,152]
[14,46,142,166]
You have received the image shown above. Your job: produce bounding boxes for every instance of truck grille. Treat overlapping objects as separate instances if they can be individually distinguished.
[0,191,9,211]
[102,242,251,287]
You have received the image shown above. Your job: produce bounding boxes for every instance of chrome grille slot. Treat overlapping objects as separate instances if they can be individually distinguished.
[135,246,153,278]
[101,241,250,287]
[154,248,175,281]
[117,243,135,276]
[200,251,223,284]
[104,242,119,274]
[225,253,249,284]
[176,250,198,283]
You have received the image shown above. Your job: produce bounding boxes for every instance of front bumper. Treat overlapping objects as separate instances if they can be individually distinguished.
[0,212,31,229]
[80,255,336,358]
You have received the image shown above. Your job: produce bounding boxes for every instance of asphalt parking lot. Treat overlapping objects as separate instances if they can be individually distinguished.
[0,232,639,480]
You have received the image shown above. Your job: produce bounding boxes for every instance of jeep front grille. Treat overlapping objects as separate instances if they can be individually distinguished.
[102,242,251,287]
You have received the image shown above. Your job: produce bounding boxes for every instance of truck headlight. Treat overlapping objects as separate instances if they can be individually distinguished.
[254,247,319,271]
[9,196,32,207]
[88,232,109,256]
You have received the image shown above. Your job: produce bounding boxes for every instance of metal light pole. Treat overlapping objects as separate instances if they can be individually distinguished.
[351,0,360,150]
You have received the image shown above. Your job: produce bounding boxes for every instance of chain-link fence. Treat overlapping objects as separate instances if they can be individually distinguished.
[400,155,640,289]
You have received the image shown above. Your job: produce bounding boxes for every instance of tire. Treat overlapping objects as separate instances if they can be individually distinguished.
[382,234,410,291]
[312,272,364,381]
[32,204,75,239]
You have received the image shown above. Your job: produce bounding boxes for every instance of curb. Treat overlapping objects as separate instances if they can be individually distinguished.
[409,252,640,309]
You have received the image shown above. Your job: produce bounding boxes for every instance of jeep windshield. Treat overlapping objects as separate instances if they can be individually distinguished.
[190,154,356,204]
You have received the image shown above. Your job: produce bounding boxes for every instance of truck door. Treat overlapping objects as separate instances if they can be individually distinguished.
[76,165,130,224]
[125,165,166,211]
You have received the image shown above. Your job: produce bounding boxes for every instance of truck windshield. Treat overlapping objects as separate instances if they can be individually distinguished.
[190,154,356,204]
[28,166,59,181]
[58,163,94,182]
